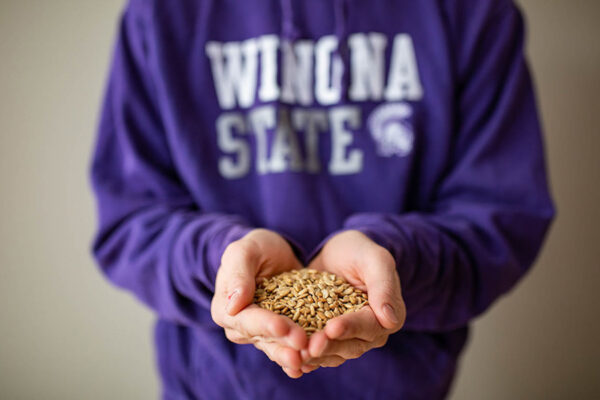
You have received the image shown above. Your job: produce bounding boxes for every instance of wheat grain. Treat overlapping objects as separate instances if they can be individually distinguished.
[253,269,368,336]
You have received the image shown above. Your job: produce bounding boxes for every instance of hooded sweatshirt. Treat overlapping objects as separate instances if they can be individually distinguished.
[90,0,555,398]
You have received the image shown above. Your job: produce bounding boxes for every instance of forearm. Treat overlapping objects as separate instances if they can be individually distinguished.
[92,188,253,327]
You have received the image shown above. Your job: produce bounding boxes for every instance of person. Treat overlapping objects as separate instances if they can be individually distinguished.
[90,0,555,398]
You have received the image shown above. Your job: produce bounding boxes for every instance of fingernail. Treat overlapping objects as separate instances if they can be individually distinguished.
[301,365,316,373]
[300,349,310,362]
[327,321,345,338]
[314,337,327,357]
[383,303,399,324]
[226,290,240,313]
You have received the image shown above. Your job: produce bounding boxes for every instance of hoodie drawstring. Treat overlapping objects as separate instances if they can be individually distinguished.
[333,0,349,101]
[280,0,350,100]
[280,0,299,42]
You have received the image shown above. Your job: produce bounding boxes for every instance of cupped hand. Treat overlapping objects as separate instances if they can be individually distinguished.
[303,230,406,369]
[211,229,308,378]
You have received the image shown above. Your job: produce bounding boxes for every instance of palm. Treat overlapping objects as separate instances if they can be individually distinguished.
[301,230,405,371]
[307,232,377,292]
[211,229,308,378]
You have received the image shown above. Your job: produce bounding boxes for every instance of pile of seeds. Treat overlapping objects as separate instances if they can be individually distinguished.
[253,269,368,335]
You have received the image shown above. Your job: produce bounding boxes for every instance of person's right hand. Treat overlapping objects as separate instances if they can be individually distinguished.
[211,229,309,378]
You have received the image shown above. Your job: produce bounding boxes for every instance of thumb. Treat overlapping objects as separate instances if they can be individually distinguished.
[307,252,325,271]
[220,241,260,316]
[362,248,406,331]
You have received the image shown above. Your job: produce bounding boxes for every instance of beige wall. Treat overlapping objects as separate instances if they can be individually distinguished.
[0,0,598,398]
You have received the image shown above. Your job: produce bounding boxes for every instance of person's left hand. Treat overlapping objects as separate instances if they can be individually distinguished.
[301,230,406,372]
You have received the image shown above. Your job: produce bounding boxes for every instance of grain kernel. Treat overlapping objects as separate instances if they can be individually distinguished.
[253,269,368,335]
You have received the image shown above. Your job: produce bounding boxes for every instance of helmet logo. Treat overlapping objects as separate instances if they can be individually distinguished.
[367,103,414,158]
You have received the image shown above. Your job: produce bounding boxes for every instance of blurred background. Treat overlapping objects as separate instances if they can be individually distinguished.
[0,0,598,398]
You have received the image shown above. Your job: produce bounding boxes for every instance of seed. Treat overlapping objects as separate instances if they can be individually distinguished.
[266,284,277,292]
[253,269,368,335]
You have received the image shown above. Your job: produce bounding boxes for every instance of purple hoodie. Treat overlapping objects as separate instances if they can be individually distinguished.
[90,0,554,398]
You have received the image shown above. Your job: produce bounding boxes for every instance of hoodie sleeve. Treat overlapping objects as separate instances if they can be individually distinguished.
[334,3,555,331]
[90,1,253,327]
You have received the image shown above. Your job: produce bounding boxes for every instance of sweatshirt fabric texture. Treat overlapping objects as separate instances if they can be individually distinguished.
[90,0,555,399]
